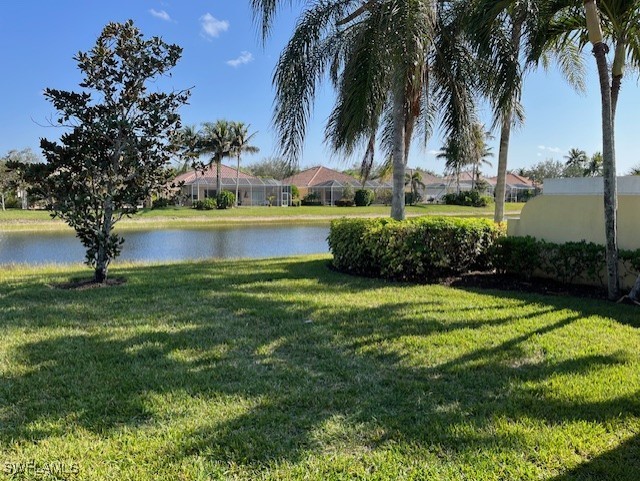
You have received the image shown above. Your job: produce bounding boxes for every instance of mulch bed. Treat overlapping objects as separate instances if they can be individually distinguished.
[443,272,610,300]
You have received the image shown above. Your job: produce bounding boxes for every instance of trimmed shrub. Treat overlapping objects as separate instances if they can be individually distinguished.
[492,236,542,280]
[152,197,172,209]
[290,199,302,207]
[329,217,504,281]
[301,192,322,206]
[193,198,216,210]
[443,190,493,207]
[216,191,235,210]
[335,199,355,207]
[354,189,375,206]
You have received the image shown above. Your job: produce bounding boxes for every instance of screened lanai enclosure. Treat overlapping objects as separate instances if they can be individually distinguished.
[174,166,292,207]
[308,179,393,205]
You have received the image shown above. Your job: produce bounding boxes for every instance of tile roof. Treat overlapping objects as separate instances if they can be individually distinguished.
[377,168,444,185]
[174,164,256,185]
[486,173,535,187]
[443,171,485,183]
[284,166,360,187]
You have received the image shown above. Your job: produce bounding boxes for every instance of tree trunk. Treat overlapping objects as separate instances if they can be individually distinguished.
[390,89,406,221]
[216,159,222,196]
[611,39,625,119]
[585,0,619,300]
[1,193,5,211]
[95,201,113,283]
[494,16,522,223]
[494,115,512,222]
[235,154,240,207]
[21,189,27,210]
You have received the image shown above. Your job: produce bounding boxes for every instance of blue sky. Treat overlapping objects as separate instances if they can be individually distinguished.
[0,1,638,176]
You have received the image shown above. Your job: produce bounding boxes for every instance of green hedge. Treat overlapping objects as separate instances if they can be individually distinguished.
[355,189,375,206]
[216,191,235,209]
[193,198,216,210]
[493,236,640,285]
[443,190,493,207]
[328,217,504,281]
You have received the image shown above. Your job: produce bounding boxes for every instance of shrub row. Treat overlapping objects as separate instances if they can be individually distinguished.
[192,191,236,210]
[493,236,640,285]
[443,190,493,207]
[328,217,504,281]
[193,198,216,210]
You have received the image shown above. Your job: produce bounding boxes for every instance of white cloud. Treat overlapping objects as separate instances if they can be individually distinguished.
[200,13,229,39]
[537,145,562,154]
[150,9,171,21]
[226,51,254,68]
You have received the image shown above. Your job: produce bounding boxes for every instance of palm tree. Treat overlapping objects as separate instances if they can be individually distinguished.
[585,152,603,177]
[230,122,260,207]
[437,138,464,194]
[251,0,478,221]
[198,120,233,195]
[628,165,640,176]
[537,0,640,298]
[563,147,588,176]
[467,0,585,223]
[405,171,426,205]
[173,125,200,173]
[469,123,494,189]
[582,0,619,299]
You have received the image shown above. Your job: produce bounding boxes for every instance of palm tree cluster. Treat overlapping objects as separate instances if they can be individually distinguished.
[564,148,603,177]
[175,121,259,206]
[252,0,637,300]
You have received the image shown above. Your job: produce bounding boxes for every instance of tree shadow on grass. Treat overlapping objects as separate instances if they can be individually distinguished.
[549,433,640,481]
[1,258,639,476]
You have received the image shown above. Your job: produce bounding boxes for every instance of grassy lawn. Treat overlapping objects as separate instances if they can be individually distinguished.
[0,256,638,480]
[0,203,525,231]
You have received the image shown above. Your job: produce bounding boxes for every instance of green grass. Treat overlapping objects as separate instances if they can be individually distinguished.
[1,256,638,480]
[0,204,525,231]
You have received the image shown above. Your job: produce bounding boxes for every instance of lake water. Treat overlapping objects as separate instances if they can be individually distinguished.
[0,225,331,265]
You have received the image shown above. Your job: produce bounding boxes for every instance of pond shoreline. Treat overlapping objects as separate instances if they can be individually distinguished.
[0,208,523,232]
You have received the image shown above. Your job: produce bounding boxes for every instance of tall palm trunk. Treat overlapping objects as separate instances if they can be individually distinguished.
[216,158,222,196]
[390,89,406,221]
[494,115,512,221]
[611,40,625,118]
[584,0,619,300]
[235,154,241,207]
[494,16,522,223]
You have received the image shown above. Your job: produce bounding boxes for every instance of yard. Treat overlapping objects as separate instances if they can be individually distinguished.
[0,255,638,480]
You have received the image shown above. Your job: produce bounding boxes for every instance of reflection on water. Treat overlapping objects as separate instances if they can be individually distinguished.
[0,225,330,265]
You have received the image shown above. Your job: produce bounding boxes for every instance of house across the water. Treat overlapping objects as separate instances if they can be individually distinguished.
[284,166,392,205]
[174,164,292,206]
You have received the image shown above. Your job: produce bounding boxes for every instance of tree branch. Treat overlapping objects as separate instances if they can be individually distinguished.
[337,0,376,26]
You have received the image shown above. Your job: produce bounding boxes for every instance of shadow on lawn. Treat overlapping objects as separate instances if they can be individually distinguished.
[549,433,640,481]
[1,258,639,477]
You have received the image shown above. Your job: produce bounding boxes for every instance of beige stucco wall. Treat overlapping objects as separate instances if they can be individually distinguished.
[507,195,640,250]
